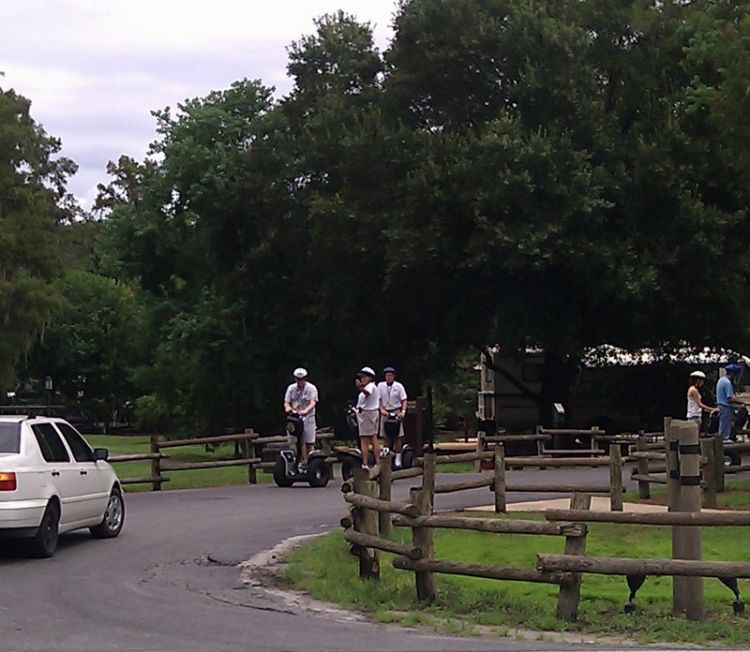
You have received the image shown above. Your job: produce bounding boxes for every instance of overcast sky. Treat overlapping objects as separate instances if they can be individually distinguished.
[1,0,396,208]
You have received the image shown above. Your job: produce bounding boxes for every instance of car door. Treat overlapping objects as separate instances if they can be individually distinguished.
[55,422,110,520]
[30,423,86,526]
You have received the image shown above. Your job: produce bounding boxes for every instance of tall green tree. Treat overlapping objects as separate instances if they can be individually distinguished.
[24,270,141,426]
[380,0,750,422]
[0,85,75,392]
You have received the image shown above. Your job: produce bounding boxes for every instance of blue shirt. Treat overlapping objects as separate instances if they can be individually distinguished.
[716,376,735,407]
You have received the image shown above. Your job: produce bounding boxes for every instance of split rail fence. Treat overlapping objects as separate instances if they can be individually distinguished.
[341,425,750,622]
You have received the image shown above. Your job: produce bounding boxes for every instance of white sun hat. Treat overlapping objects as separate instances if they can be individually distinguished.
[689,370,706,379]
[293,367,308,379]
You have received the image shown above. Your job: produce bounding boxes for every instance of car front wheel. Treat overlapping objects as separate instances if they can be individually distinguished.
[28,501,60,558]
[90,488,125,539]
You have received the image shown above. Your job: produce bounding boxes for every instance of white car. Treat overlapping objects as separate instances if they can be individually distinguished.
[0,415,124,557]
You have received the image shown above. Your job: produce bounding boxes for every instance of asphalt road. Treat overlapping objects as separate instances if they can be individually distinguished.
[0,468,711,652]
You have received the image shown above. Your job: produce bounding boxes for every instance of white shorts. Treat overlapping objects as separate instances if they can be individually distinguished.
[357,410,379,437]
[288,418,317,446]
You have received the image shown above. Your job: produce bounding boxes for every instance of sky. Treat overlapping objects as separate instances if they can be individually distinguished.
[0,0,396,209]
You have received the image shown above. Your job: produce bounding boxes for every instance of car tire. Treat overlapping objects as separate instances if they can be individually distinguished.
[28,501,60,558]
[90,488,125,539]
[307,457,332,488]
[272,456,294,487]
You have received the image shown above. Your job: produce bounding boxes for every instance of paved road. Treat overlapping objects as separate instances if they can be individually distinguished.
[0,468,697,652]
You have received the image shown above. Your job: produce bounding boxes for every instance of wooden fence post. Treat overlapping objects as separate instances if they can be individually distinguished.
[609,444,623,511]
[379,455,392,537]
[701,438,717,509]
[475,431,486,473]
[245,428,257,484]
[635,435,650,499]
[150,435,162,491]
[410,451,436,602]
[352,468,379,580]
[410,486,436,603]
[712,434,725,492]
[494,444,506,513]
[674,420,704,620]
[555,492,591,621]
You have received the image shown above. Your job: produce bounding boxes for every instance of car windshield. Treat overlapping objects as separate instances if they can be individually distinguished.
[0,423,21,453]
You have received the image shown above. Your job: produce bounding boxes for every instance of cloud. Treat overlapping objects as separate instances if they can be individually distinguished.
[1,0,395,208]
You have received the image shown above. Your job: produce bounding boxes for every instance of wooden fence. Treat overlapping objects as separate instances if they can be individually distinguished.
[341,433,750,622]
[110,429,333,490]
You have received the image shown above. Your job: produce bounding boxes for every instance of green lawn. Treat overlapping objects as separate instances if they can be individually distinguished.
[86,435,272,491]
[284,510,750,644]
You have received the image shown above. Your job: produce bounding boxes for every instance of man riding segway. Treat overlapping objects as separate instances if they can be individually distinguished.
[378,366,411,469]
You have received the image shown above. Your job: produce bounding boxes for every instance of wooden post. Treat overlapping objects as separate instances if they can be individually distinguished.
[666,417,686,612]
[150,435,162,491]
[410,487,436,603]
[701,438,717,509]
[712,434,725,492]
[245,428,257,485]
[378,455,392,536]
[494,444,506,513]
[474,430,486,473]
[421,452,436,499]
[415,397,425,456]
[352,468,379,580]
[674,420,704,620]
[635,435,650,499]
[609,444,623,512]
[555,492,591,621]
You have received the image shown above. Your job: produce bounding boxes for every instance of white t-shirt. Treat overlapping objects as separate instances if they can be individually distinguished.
[284,382,318,421]
[378,381,408,411]
[357,381,379,411]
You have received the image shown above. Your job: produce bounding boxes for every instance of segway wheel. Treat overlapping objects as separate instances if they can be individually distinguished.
[272,457,294,487]
[724,451,742,467]
[401,448,415,469]
[307,457,332,488]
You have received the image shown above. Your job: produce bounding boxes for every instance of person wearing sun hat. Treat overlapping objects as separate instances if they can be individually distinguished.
[378,366,408,467]
[355,366,381,468]
[686,370,717,429]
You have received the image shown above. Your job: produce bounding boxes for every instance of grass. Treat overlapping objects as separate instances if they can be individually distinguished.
[86,435,272,491]
[635,479,750,510]
[284,511,750,645]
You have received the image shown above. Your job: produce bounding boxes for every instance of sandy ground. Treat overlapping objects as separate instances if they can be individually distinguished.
[467,496,724,513]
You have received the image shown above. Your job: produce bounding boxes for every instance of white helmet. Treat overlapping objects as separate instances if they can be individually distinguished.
[293,367,308,379]
[690,370,706,379]
[359,366,376,376]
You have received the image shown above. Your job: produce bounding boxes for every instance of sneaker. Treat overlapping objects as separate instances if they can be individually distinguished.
[395,453,402,468]
[361,464,369,470]
[298,462,307,473]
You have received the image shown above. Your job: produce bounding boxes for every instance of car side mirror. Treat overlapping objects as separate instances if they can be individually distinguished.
[93,448,109,461]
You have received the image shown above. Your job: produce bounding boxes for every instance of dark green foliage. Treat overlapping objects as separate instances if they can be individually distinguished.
[88,2,750,433]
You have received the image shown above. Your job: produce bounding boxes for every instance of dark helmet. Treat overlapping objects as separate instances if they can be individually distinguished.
[383,366,396,374]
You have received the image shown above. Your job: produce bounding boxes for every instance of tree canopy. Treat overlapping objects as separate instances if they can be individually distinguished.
[0,85,76,392]
[28,0,750,431]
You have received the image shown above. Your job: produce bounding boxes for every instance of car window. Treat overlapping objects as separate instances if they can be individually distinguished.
[56,423,94,462]
[0,423,21,453]
[31,423,71,463]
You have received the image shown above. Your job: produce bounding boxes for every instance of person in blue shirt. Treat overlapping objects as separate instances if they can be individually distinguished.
[716,363,747,441]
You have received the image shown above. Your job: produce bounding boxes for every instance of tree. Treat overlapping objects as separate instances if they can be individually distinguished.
[380,0,750,423]
[0,85,75,393]
[23,270,141,427]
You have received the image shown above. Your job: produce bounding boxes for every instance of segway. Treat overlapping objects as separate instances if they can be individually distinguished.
[383,410,415,470]
[272,413,332,487]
